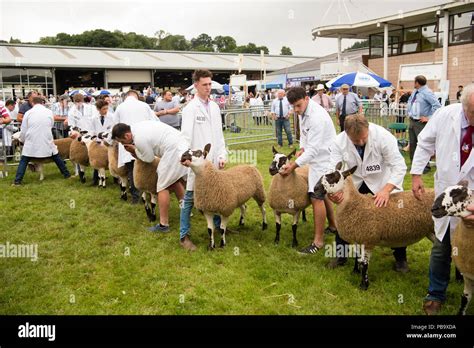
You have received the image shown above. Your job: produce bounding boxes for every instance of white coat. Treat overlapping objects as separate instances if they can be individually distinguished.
[181,97,227,191]
[411,103,474,241]
[295,99,336,193]
[19,104,58,158]
[90,112,115,136]
[112,96,159,167]
[67,103,96,132]
[132,120,189,192]
[330,123,407,194]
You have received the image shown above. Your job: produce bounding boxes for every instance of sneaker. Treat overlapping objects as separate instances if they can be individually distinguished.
[180,235,197,251]
[423,299,442,315]
[298,243,322,255]
[11,182,21,186]
[148,224,170,233]
[289,144,293,149]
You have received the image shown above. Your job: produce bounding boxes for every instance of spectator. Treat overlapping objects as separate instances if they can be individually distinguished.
[154,90,181,130]
[52,94,70,138]
[407,75,441,174]
[250,92,264,126]
[311,84,333,112]
[335,84,362,132]
[270,89,293,148]
[17,91,38,123]
[12,96,70,185]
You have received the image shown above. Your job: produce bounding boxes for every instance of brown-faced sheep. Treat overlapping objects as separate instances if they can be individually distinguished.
[432,181,474,315]
[268,146,310,247]
[181,143,267,250]
[69,135,89,183]
[82,134,109,188]
[133,157,160,222]
[317,162,435,290]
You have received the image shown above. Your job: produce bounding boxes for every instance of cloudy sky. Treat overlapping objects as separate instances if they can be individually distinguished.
[0,0,450,57]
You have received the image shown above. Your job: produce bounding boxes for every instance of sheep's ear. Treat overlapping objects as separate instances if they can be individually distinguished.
[287,149,296,160]
[272,146,278,155]
[342,166,357,178]
[335,162,343,171]
[203,143,211,159]
[457,180,469,188]
[313,177,327,197]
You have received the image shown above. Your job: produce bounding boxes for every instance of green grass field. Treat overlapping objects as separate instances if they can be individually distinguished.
[0,140,468,315]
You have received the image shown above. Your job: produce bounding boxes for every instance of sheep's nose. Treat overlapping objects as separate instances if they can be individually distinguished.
[269,164,278,176]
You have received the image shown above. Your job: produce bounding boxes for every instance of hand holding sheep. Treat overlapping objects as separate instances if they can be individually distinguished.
[462,204,474,228]
[412,175,426,201]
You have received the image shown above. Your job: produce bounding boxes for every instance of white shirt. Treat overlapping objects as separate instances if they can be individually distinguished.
[67,103,95,132]
[20,104,58,158]
[181,96,227,191]
[411,104,474,241]
[112,96,159,167]
[330,123,407,194]
[295,99,336,192]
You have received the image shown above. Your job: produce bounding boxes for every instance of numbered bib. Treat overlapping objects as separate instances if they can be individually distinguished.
[196,114,206,123]
[365,163,382,174]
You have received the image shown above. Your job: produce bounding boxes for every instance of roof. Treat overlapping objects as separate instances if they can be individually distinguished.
[267,48,369,76]
[312,1,474,39]
[0,44,314,71]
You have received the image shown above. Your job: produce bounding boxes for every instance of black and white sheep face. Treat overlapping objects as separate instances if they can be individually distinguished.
[317,162,357,194]
[432,182,473,218]
[269,146,295,176]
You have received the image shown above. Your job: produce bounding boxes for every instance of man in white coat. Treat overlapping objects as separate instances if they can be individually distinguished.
[280,87,337,254]
[112,120,188,232]
[13,97,70,185]
[179,69,227,251]
[110,90,159,203]
[412,83,474,315]
[326,115,408,271]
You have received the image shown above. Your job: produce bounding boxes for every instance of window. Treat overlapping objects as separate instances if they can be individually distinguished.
[421,24,438,51]
[450,11,474,44]
[369,34,383,58]
[0,68,53,99]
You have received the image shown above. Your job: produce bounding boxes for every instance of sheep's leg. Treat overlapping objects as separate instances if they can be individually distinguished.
[72,162,79,176]
[302,209,307,223]
[37,163,44,181]
[353,243,361,274]
[359,248,371,290]
[99,168,106,188]
[219,216,229,248]
[274,212,281,245]
[291,212,299,248]
[204,213,215,250]
[79,165,86,183]
[458,276,473,315]
[120,177,128,201]
[239,204,246,226]
[260,204,268,230]
[142,192,153,222]
[150,194,157,222]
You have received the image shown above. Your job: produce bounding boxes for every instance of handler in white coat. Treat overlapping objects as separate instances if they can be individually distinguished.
[112,120,188,232]
[327,115,409,271]
[67,93,95,133]
[280,87,337,254]
[179,69,227,251]
[13,97,70,185]
[411,83,474,315]
[110,90,158,203]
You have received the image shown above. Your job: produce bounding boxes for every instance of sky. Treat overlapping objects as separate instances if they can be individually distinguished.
[0,0,451,57]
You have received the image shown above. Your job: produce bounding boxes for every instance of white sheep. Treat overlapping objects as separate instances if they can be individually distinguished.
[81,134,109,188]
[317,162,435,290]
[432,181,474,315]
[268,146,309,247]
[181,143,267,249]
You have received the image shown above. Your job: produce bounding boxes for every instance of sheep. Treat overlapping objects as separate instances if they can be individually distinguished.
[69,128,90,183]
[181,143,267,250]
[11,132,73,181]
[133,156,160,222]
[97,132,129,201]
[432,181,474,315]
[268,146,310,247]
[316,162,435,290]
[81,134,109,188]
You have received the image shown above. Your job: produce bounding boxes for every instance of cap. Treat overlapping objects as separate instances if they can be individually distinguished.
[316,84,325,91]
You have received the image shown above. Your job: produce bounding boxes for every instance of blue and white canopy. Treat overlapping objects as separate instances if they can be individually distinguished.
[326,72,392,88]
[92,89,111,96]
[68,89,89,97]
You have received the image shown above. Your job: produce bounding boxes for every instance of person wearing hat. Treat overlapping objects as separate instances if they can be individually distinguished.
[311,84,333,112]
[335,84,362,132]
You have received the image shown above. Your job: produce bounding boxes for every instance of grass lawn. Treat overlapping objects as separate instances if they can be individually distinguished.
[0,140,467,315]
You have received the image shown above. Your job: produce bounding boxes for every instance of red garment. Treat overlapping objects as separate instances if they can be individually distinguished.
[460,125,474,166]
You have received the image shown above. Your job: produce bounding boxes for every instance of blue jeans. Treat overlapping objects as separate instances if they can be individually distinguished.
[426,227,452,303]
[179,190,221,240]
[275,118,293,146]
[14,154,70,184]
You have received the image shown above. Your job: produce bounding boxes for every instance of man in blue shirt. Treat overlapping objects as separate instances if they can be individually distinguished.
[407,75,441,174]
[271,89,293,148]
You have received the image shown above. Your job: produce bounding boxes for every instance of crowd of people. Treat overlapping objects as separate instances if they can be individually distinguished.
[1,69,473,315]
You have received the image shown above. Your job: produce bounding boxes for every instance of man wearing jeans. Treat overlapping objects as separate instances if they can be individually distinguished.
[13,96,70,185]
[271,89,293,148]
[411,83,474,315]
[179,69,227,251]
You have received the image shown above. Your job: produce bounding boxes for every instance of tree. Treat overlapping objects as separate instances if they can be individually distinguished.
[280,46,292,55]
[158,35,191,51]
[190,33,214,52]
[9,37,21,43]
[344,39,369,51]
[213,35,237,53]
